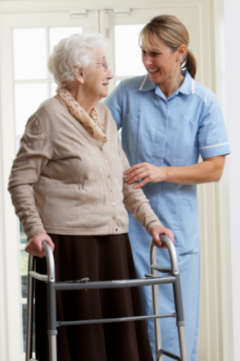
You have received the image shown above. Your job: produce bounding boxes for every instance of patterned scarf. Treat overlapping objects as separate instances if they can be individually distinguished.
[56,87,107,143]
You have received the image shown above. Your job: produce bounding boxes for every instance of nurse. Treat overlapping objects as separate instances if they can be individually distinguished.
[106,15,230,361]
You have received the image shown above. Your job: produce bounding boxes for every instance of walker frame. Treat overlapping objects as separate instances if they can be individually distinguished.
[25,234,188,361]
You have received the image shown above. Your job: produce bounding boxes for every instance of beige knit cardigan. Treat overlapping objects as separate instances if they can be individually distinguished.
[8,97,161,238]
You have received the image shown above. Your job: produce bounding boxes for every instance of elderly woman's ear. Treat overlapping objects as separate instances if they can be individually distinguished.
[74,66,85,84]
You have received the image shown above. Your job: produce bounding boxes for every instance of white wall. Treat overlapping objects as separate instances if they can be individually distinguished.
[224,0,240,360]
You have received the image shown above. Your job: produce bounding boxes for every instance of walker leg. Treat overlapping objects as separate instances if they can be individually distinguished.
[48,335,57,361]
[47,275,58,361]
[178,325,188,361]
[173,275,188,361]
[26,255,35,361]
[152,283,163,361]
[150,244,163,361]
[150,238,188,361]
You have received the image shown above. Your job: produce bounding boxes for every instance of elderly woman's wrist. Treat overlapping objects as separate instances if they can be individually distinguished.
[26,226,46,240]
[146,220,162,233]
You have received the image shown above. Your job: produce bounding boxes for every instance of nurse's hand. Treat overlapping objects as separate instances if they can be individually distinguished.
[25,232,55,258]
[149,225,174,248]
[124,162,167,189]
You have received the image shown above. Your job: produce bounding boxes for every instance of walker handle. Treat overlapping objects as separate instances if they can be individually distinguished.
[150,234,179,275]
[42,241,56,282]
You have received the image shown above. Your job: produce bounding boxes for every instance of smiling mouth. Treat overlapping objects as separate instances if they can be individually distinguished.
[148,69,159,73]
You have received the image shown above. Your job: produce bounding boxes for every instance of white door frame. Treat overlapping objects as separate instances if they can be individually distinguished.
[221,0,240,360]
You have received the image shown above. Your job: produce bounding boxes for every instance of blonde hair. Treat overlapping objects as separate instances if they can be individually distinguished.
[140,15,197,78]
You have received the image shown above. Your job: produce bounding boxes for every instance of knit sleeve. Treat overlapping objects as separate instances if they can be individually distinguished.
[8,106,53,238]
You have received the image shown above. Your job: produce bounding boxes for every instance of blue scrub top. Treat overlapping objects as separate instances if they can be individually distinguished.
[106,71,230,254]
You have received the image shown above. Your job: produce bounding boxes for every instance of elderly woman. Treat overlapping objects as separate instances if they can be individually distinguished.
[8,33,173,361]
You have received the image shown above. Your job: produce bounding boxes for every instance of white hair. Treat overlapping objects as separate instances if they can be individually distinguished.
[48,33,107,86]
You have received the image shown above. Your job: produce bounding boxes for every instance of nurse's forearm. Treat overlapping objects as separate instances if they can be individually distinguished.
[165,156,225,185]
[124,156,226,188]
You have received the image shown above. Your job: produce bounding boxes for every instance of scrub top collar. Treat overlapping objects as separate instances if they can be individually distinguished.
[138,71,195,101]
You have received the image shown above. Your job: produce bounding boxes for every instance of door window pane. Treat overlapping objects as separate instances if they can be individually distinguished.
[15,83,48,138]
[49,27,82,52]
[51,82,58,96]
[114,24,146,76]
[13,28,47,80]
[20,223,28,352]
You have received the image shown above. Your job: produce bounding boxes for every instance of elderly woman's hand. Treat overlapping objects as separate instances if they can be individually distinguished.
[124,162,168,189]
[149,225,174,248]
[25,232,55,258]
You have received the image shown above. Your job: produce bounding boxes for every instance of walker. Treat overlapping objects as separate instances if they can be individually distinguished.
[25,234,188,361]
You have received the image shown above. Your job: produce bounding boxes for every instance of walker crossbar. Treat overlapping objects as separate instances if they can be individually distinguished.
[52,276,177,290]
[25,234,188,361]
[57,312,177,327]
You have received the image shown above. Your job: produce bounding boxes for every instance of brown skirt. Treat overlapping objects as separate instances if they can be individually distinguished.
[35,233,154,361]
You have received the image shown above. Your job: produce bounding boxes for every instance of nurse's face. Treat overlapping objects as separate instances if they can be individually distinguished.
[141,35,184,88]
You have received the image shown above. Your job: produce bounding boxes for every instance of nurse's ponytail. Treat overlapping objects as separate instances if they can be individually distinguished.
[140,15,197,79]
[185,49,197,79]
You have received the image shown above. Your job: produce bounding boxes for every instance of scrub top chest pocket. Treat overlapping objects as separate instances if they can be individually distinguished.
[164,112,199,167]
[132,104,199,167]
[127,103,167,165]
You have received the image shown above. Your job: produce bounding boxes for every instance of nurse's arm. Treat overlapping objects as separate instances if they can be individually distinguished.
[164,155,225,184]
[124,155,226,187]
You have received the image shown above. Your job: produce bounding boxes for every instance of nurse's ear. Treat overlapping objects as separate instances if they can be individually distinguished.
[176,44,187,64]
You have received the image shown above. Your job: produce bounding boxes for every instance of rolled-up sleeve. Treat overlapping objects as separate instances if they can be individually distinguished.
[198,94,230,159]
[8,108,53,238]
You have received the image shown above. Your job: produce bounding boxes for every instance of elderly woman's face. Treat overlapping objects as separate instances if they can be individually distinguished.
[81,48,113,100]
